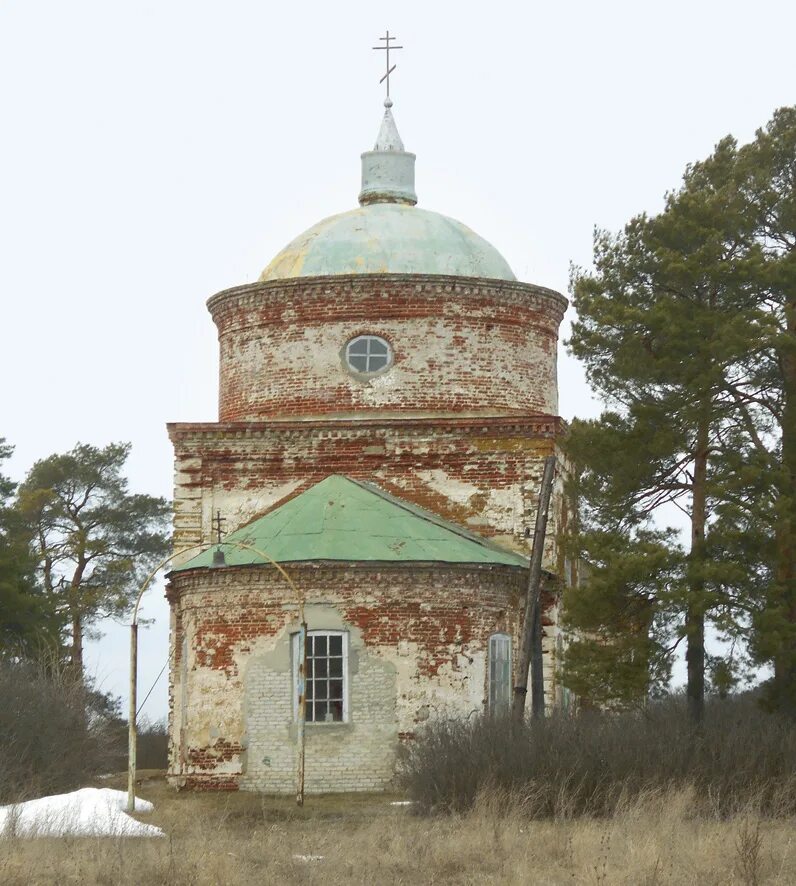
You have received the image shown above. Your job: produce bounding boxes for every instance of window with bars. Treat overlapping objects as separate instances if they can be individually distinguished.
[345,334,392,374]
[488,633,512,712]
[293,630,348,723]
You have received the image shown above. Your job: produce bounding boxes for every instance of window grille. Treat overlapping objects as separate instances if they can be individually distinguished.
[345,335,392,373]
[293,630,348,723]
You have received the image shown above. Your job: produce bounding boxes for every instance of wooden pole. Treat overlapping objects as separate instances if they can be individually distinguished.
[126,541,305,813]
[127,622,138,814]
[512,455,556,723]
[531,594,545,720]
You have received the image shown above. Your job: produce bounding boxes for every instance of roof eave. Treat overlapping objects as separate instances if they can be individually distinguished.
[168,557,540,579]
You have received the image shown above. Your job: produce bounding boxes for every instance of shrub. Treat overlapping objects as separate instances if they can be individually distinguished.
[400,695,796,818]
[0,661,124,802]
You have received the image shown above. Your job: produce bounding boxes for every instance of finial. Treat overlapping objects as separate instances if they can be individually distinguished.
[372,30,403,102]
[359,30,416,206]
[213,509,226,545]
[210,509,227,567]
[374,102,405,152]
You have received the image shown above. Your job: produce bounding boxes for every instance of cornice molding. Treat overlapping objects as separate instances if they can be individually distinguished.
[167,414,566,445]
[167,559,528,595]
[206,273,568,320]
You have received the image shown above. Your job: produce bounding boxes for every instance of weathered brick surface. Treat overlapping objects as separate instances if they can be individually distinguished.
[207,275,567,422]
[167,564,533,792]
[167,416,565,565]
[167,270,570,793]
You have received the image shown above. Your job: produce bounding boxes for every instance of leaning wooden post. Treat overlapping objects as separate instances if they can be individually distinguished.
[530,593,545,720]
[513,454,556,723]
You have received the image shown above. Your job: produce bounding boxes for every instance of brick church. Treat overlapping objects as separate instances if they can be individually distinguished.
[165,94,569,793]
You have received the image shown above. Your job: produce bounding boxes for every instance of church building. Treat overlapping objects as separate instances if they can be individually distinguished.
[165,88,569,793]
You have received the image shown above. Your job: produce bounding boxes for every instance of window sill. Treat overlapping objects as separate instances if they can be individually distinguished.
[304,720,351,728]
[289,721,353,739]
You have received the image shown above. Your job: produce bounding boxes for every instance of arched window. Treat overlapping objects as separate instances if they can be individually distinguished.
[488,632,512,712]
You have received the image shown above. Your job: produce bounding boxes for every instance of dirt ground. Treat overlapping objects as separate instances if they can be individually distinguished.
[0,771,794,885]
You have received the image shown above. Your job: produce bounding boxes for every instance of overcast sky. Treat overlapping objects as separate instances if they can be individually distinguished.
[2,1,794,721]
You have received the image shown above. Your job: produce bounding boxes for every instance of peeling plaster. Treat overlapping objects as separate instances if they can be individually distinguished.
[416,468,478,507]
[168,270,569,793]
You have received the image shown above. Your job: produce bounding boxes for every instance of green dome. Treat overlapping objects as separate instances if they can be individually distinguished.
[259,203,516,282]
[260,102,516,283]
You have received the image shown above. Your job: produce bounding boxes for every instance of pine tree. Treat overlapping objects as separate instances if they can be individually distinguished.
[15,442,170,680]
[564,137,765,720]
[730,108,796,711]
[0,439,56,658]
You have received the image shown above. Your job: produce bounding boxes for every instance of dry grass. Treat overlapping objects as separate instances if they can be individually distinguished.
[1,773,795,885]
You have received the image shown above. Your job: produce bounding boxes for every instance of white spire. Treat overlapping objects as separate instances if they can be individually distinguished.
[374,98,405,151]
[359,99,417,206]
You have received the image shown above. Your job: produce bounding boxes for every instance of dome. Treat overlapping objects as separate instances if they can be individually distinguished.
[259,203,516,282]
[259,101,516,283]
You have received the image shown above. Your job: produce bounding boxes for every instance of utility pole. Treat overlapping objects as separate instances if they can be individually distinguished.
[513,455,556,723]
[127,540,306,813]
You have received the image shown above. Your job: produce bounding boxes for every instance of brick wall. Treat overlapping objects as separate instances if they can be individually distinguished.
[167,269,570,793]
[168,415,564,566]
[207,275,567,422]
[167,563,528,793]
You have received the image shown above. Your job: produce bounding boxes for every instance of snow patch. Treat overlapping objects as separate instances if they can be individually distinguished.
[0,788,163,838]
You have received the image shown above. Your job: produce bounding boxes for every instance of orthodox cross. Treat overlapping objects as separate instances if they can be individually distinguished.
[213,510,226,545]
[372,30,403,100]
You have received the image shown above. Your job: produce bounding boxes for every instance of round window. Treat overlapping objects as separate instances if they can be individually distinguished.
[344,335,392,374]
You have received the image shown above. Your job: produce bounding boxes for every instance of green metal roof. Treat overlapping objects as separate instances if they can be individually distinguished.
[173,475,528,571]
[259,204,516,283]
